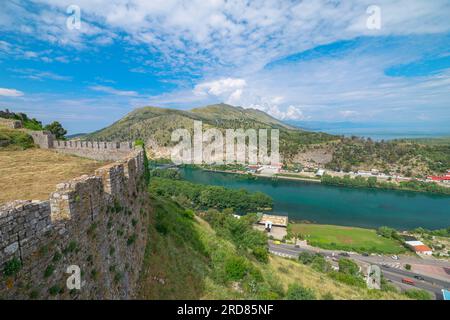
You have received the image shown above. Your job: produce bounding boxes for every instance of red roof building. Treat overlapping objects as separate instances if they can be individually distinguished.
[427,170,450,181]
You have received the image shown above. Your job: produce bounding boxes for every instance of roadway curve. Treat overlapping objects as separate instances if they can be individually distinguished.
[268,241,450,300]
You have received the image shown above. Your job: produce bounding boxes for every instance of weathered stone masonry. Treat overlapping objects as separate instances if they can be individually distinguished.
[0,147,151,299]
[30,131,134,161]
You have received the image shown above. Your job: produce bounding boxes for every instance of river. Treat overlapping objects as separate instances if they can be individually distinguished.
[179,167,450,230]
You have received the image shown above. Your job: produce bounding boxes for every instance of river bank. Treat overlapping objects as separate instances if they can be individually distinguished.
[180,167,450,230]
[197,166,450,196]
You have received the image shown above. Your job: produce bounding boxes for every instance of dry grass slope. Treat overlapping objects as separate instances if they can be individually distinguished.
[0,148,105,204]
[268,256,408,300]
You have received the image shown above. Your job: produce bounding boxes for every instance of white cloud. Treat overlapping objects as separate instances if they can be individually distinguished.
[193,78,246,105]
[1,0,449,125]
[4,0,448,76]
[0,88,24,97]
[89,85,139,96]
[9,68,72,81]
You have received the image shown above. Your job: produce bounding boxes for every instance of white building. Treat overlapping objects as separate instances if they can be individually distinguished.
[405,240,433,255]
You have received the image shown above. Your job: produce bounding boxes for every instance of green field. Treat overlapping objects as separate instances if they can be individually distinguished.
[290,223,405,254]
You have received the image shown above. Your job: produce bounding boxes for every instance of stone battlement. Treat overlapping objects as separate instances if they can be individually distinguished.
[0,147,149,299]
[30,131,134,161]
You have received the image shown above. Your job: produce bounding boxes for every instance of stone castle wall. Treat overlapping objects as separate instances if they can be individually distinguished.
[0,147,150,299]
[0,118,22,129]
[30,131,133,161]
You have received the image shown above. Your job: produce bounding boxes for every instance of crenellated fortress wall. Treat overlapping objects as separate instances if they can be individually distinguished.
[0,147,151,299]
[30,131,134,161]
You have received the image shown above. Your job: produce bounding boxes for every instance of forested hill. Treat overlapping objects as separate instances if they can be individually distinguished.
[85,103,336,159]
[85,104,449,176]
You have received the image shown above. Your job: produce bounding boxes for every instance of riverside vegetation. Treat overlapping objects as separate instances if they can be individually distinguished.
[140,170,422,300]
[321,174,450,195]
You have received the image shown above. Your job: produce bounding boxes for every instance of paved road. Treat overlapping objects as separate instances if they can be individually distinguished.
[268,241,450,300]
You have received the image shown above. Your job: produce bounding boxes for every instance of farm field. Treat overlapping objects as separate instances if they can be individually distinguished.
[290,223,405,254]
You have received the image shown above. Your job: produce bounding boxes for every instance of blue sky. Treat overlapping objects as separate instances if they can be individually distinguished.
[0,0,449,134]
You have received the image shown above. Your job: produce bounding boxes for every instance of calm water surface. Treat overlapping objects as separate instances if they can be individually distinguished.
[180,168,450,230]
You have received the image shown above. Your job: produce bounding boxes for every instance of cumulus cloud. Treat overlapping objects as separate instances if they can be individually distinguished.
[0,88,24,97]
[193,78,246,105]
[1,0,449,127]
[3,0,449,75]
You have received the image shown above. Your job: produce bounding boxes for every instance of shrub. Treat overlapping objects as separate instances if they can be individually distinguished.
[44,264,55,278]
[285,284,316,300]
[298,251,315,265]
[3,257,22,277]
[224,256,248,281]
[63,241,78,254]
[183,209,195,219]
[338,258,359,276]
[52,252,62,263]
[328,271,366,288]
[404,264,412,270]
[252,246,269,263]
[404,289,433,300]
[127,234,137,246]
[48,285,63,296]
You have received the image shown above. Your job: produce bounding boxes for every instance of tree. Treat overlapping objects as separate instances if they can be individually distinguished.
[338,258,359,276]
[44,121,67,139]
[285,284,316,300]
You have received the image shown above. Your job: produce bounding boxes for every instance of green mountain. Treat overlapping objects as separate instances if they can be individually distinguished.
[86,103,335,160]
[85,104,449,176]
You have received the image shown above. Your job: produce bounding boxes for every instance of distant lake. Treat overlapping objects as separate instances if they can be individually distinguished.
[287,121,450,141]
[180,168,450,230]
[317,128,450,141]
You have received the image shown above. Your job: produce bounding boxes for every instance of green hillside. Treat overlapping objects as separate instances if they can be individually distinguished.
[138,194,409,300]
[86,103,336,160]
[85,104,449,175]
[0,126,34,150]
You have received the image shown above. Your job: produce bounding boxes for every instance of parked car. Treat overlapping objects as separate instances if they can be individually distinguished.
[391,255,399,260]
[414,275,425,281]
[361,252,369,257]
[402,278,415,286]
[339,252,350,257]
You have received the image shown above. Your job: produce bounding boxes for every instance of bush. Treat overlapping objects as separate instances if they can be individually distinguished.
[127,234,137,246]
[298,251,315,265]
[405,264,411,270]
[252,246,269,263]
[285,284,316,300]
[404,289,433,300]
[298,252,332,273]
[3,257,22,277]
[0,128,34,150]
[44,264,55,278]
[329,271,366,288]
[48,285,63,296]
[224,256,249,281]
[183,209,195,219]
[338,258,359,276]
